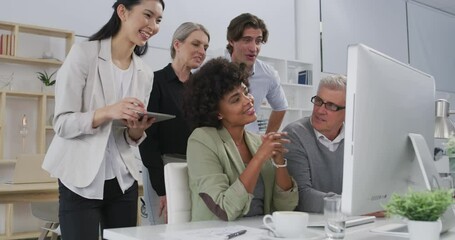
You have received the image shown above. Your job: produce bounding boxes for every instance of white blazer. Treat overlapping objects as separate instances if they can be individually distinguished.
[43,38,153,188]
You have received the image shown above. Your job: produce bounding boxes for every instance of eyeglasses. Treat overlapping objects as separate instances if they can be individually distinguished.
[310,96,345,112]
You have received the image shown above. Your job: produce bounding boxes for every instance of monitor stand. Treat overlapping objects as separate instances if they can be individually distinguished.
[371,133,455,237]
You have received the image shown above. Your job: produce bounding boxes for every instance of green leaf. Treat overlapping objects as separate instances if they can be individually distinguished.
[36,70,57,86]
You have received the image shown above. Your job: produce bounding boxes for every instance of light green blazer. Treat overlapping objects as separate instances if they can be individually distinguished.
[187,127,298,221]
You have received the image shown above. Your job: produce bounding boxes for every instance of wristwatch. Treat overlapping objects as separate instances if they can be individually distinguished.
[271,158,287,168]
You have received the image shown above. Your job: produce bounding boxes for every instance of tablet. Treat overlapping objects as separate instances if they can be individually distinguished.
[140,112,176,122]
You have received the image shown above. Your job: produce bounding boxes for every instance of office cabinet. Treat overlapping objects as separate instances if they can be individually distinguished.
[257,56,314,131]
[0,21,73,240]
[0,21,73,159]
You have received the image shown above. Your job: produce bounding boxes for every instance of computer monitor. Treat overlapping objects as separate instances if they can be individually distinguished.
[342,43,440,215]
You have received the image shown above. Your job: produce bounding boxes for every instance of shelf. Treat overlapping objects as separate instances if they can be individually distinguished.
[0,159,16,165]
[260,105,311,112]
[1,90,54,97]
[14,24,73,39]
[0,21,72,240]
[0,55,63,67]
[0,231,41,240]
[0,20,74,63]
[254,55,314,128]
[281,83,313,88]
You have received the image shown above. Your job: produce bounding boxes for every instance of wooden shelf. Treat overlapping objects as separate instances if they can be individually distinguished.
[1,90,54,97]
[0,21,73,240]
[0,231,41,240]
[0,55,62,67]
[0,20,74,61]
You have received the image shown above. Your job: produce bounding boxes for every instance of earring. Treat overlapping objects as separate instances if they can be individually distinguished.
[218,114,223,120]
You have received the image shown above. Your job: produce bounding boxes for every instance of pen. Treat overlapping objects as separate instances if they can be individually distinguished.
[225,229,247,239]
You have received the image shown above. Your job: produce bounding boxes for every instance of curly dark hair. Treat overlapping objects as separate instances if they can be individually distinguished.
[183,57,250,130]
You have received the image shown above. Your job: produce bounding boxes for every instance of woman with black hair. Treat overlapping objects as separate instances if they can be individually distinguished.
[42,0,165,239]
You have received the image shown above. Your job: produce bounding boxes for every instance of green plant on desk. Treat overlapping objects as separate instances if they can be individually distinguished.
[384,189,453,221]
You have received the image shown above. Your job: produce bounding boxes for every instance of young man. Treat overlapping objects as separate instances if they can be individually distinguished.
[284,75,347,213]
[226,13,287,133]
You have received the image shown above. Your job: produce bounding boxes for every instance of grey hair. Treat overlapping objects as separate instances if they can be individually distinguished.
[170,22,210,59]
[317,74,347,92]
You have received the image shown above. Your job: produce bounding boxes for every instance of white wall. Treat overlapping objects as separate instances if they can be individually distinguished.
[321,0,409,74]
[408,1,455,93]
[2,1,453,84]
[0,0,295,61]
[0,0,113,37]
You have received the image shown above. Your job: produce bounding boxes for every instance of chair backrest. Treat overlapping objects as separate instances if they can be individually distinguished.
[31,202,59,223]
[164,162,191,224]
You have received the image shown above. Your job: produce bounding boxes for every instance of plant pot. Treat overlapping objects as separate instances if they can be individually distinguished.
[41,84,55,94]
[407,220,441,240]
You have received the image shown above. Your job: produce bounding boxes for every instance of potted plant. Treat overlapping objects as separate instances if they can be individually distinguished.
[36,70,56,92]
[384,189,453,240]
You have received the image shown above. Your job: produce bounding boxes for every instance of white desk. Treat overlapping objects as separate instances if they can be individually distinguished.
[104,214,455,240]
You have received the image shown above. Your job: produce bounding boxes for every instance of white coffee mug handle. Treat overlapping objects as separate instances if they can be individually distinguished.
[263,214,278,237]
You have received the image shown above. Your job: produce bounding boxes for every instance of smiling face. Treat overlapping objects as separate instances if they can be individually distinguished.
[218,83,256,129]
[118,0,163,47]
[311,87,346,140]
[174,30,209,69]
[229,27,263,69]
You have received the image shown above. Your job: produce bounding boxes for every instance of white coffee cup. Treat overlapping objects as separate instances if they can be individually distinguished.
[263,211,309,238]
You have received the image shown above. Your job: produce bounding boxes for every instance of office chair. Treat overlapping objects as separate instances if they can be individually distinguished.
[31,202,60,240]
[164,162,191,224]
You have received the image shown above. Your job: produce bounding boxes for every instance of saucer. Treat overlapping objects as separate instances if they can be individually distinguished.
[263,228,324,239]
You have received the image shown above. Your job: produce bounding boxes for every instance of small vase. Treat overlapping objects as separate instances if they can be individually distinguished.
[407,220,441,240]
[41,84,55,94]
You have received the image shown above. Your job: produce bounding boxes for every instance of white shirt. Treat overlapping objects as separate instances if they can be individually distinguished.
[313,123,345,152]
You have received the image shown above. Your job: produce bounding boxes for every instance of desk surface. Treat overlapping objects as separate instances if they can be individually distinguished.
[104,215,455,240]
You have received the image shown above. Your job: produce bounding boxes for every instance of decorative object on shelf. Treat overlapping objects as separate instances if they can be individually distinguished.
[37,70,56,93]
[42,50,54,59]
[384,189,454,240]
[0,34,16,56]
[37,70,56,86]
[48,113,54,126]
[445,135,455,173]
[0,72,14,90]
[19,114,29,153]
[298,70,312,85]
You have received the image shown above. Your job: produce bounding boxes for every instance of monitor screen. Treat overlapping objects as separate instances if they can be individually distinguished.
[341,44,436,216]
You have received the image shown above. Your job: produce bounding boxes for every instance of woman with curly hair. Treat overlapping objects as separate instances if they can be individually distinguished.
[184,57,298,221]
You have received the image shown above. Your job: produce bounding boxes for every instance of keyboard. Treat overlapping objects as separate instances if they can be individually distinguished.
[370,223,409,237]
[308,215,376,228]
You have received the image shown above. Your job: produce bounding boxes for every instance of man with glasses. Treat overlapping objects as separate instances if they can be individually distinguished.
[283,75,347,213]
[225,13,287,133]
